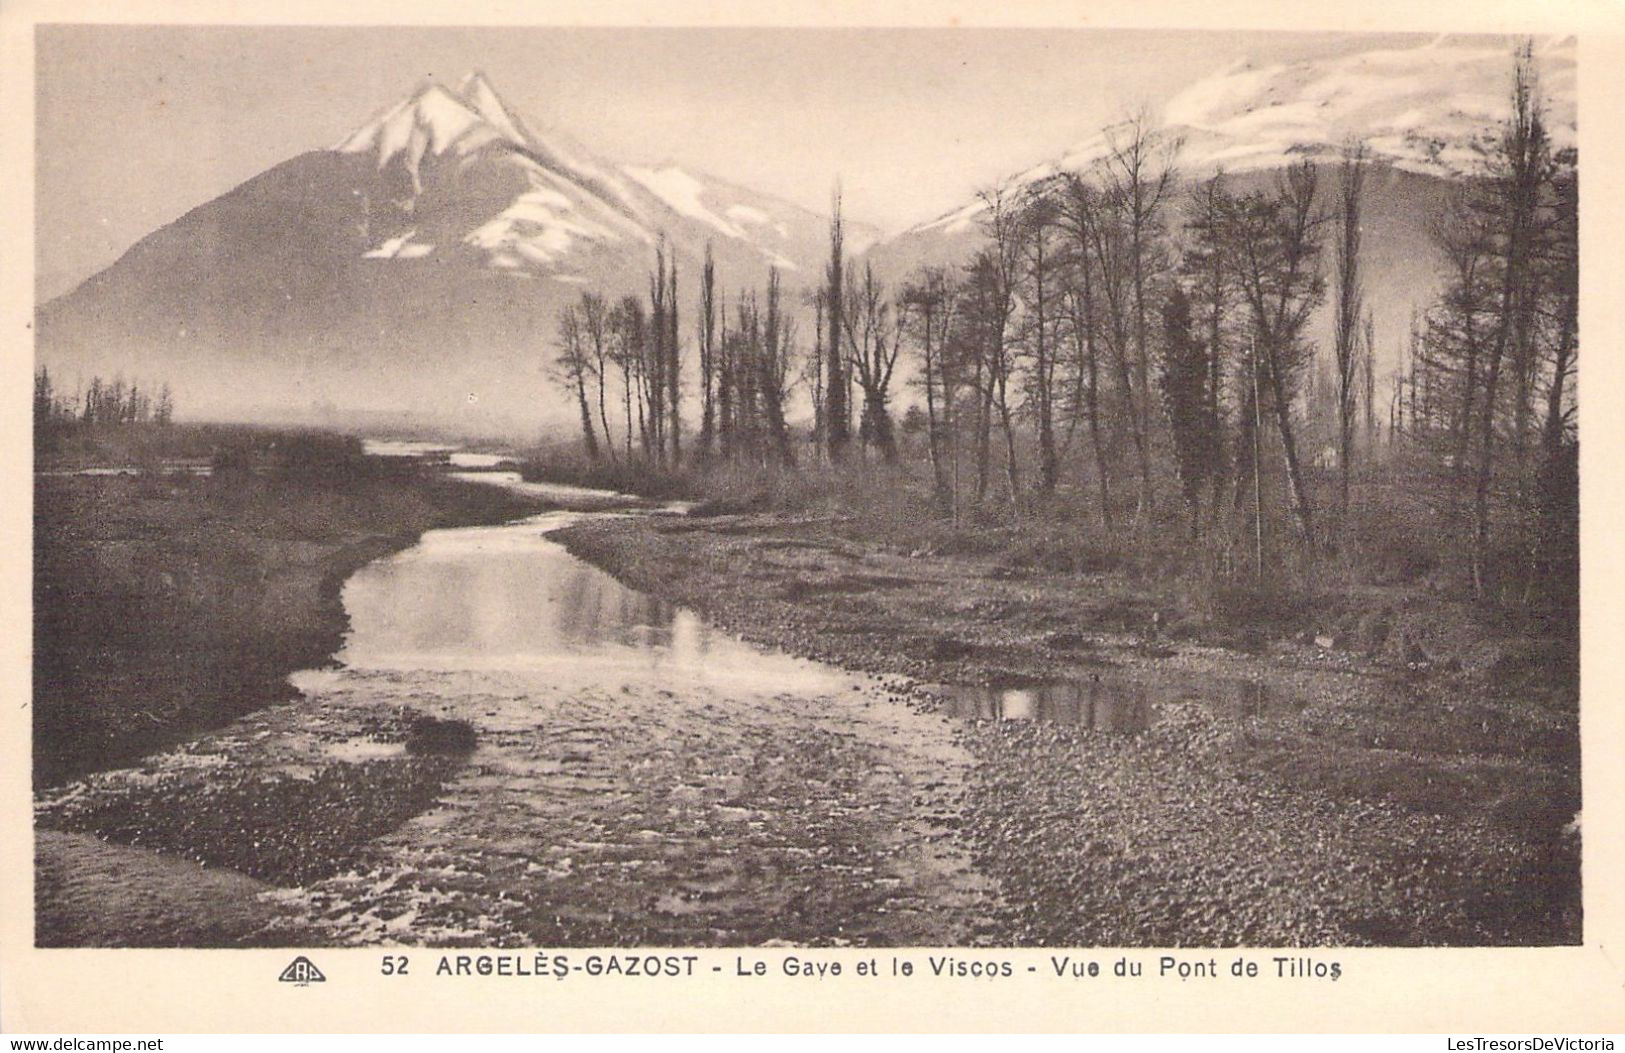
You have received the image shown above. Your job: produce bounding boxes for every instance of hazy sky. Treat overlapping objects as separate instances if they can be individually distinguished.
[36,25,1436,300]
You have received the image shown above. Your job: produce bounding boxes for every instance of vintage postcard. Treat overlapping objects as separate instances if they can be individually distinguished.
[2,0,1622,1034]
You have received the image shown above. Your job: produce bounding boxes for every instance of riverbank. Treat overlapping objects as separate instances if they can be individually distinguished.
[33,484,995,948]
[31,455,1580,948]
[33,464,541,788]
[552,511,1581,945]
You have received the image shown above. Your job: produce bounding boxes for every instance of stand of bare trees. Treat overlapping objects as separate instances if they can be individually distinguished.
[712,269,798,466]
[35,367,173,432]
[553,245,686,468]
[1411,42,1577,605]
[543,43,1575,619]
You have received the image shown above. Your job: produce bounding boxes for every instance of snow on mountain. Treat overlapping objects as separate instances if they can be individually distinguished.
[910,35,1575,237]
[360,230,434,259]
[457,70,534,147]
[466,183,644,271]
[1154,34,1575,178]
[625,165,752,241]
[335,81,515,174]
[329,72,831,280]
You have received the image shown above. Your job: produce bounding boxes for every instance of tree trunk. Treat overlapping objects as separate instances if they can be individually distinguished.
[699,253,715,463]
[665,265,681,468]
[996,371,1020,505]
[596,367,615,463]
[974,358,993,500]
[826,200,850,463]
[1472,349,1506,598]
[1033,234,1057,495]
[1262,343,1313,544]
[1542,288,1577,463]
[921,303,951,511]
[575,376,600,461]
[865,392,898,464]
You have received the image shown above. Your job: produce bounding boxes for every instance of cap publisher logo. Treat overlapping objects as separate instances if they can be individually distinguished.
[278,956,326,985]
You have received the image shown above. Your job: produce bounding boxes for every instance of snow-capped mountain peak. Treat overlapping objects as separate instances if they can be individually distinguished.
[334,78,522,170]
[326,71,846,281]
[456,70,534,147]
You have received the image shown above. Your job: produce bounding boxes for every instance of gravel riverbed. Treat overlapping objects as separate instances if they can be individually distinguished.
[552,512,1580,946]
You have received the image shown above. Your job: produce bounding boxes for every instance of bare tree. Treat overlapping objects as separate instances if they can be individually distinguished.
[758,268,797,465]
[1181,171,1238,522]
[1223,159,1326,545]
[717,289,735,460]
[842,261,905,464]
[825,188,851,462]
[1158,286,1219,536]
[155,382,175,426]
[648,245,669,463]
[698,243,717,462]
[1421,190,1496,478]
[804,289,826,464]
[580,292,617,463]
[1017,186,1063,493]
[1096,114,1182,520]
[1470,42,1552,597]
[666,255,681,467]
[1333,143,1368,513]
[730,293,762,461]
[972,181,1026,502]
[953,253,997,500]
[1541,155,1578,463]
[1055,175,1114,527]
[1063,169,1150,521]
[609,296,646,461]
[1362,315,1376,450]
[551,303,601,460]
[903,267,959,514]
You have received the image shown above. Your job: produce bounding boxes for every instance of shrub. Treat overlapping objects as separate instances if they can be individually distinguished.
[405,716,478,756]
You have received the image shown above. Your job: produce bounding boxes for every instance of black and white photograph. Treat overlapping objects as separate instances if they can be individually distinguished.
[19,14,1590,970]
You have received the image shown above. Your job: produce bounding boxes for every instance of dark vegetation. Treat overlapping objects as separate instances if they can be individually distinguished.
[406,716,479,756]
[33,419,538,788]
[41,753,462,886]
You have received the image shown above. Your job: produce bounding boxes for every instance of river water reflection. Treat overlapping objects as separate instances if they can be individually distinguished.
[331,496,850,699]
[924,675,1294,731]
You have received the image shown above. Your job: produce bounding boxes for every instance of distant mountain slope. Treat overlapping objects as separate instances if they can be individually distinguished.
[864,36,1574,380]
[37,73,854,434]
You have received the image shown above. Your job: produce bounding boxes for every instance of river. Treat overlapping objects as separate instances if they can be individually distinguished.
[35,465,994,946]
[276,470,996,944]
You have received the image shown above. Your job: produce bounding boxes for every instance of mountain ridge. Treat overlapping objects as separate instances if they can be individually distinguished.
[865,36,1574,386]
[37,38,1573,434]
[36,72,856,434]
[903,35,1575,238]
